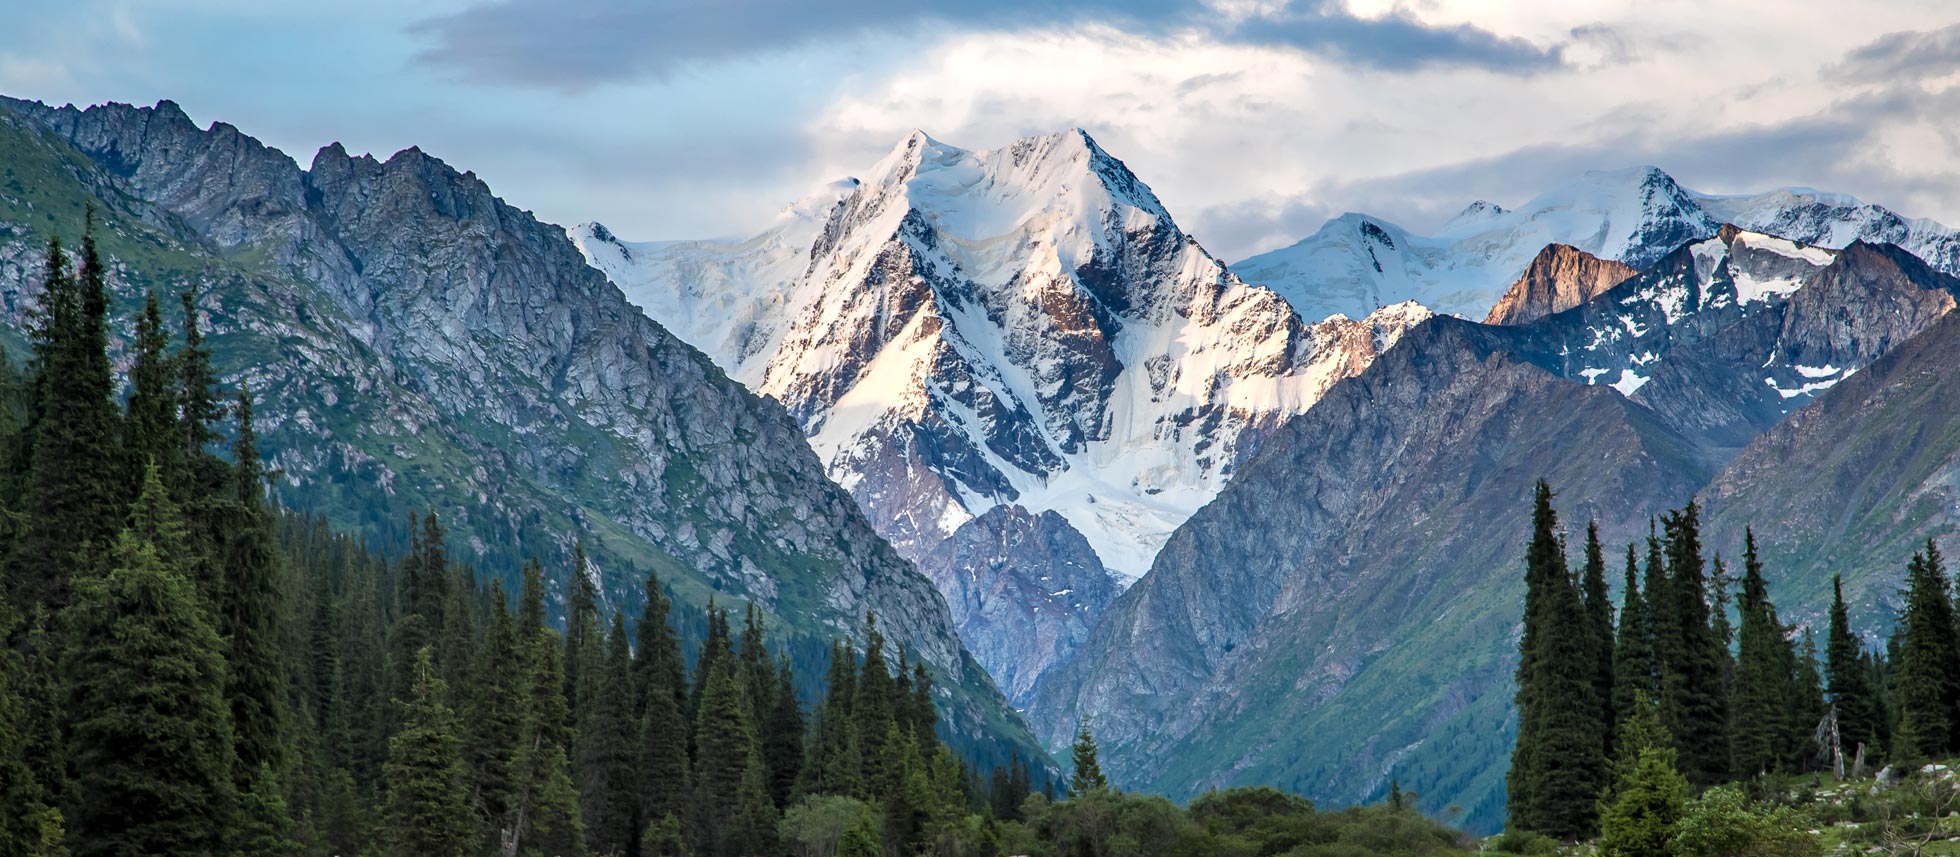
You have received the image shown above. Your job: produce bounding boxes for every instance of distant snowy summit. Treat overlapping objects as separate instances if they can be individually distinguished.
[575,128,1429,704]
[1231,166,1960,322]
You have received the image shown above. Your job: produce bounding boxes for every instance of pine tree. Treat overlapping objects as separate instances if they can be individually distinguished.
[63,483,237,857]
[1596,745,1687,857]
[383,648,475,857]
[728,744,780,857]
[1580,522,1617,751]
[689,660,759,856]
[763,655,806,808]
[1655,501,1730,786]
[639,672,691,839]
[122,290,178,490]
[632,568,686,720]
[11,228,123,616]
[640,813,687,857]
[690,601,733,722]
[1069,716,1108,794]
[578,612,641,856]
[737,603,774,727]
[854,612,896,798]
[504,586,586,857]
[218,390,293,783]
[800,640,861,800]
[880,726,933,854]
[1893,541,1960,760]
[637,569,691,831]
[1825,575,1879,760]
[1729,528,1792,777]
[1788,629,1828,772]
[1506,482,1607,839]
[464,580,523,839]
[435,565,477,704]
[564,541,600,727]
[1611,546,1657,757]
[0,593,63,856]
[908,659,938,751]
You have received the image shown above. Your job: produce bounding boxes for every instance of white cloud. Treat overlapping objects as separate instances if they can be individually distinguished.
[763,0,1960,261]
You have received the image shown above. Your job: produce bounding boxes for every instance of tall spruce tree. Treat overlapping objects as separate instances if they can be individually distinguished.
[1788,630,1828,772]
[0,592,63,856]
[383,648,474,857]
[1825,575,1879,759]
[62,470,236,857]
[1580,522,1617,750]
[1893,542,1960,760]
[1069,716,1108,794]
[800,639,862,800]
[854,612,897,799]
[563,541,600,727]
[1506,481,1607,839]
[1612,546,1657,756]
[122,290,178,490]
[636,570,691,831]
[577,613,640,856]
[504,574,586,857]
[11,227,123,616]
[688,660,759,856]
[764,654,806,808]
[218,389,292,783]
[1730,528,1793,776]
[1655,501,1730,786]
[463,580,523,840]
[632,568,686,720]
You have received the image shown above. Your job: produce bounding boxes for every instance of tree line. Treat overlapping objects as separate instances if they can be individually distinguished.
[1508,480,1946,852]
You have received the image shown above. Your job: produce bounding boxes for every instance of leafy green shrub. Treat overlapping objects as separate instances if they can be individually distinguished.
[1671,785,1820,857]
[1486,829,1557,855]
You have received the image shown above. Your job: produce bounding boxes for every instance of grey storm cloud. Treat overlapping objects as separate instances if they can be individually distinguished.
[410,0,1570,89]
[1834,22,1960,83]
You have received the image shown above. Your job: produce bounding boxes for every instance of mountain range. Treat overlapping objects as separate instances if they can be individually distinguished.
[579,127,1960,830]
[576,129,1430,704]
[0,96,1051,774]
[11,92,1960,835]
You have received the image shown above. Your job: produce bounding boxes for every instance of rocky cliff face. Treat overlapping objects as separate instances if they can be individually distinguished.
[1031,225,1960,830]
[1699,307,1960,628]
[1483,243,1636,325]
[576,129,1432,699]
[920,506,1118,706]
[0,96,1048,766]
[1031,316,1711,828]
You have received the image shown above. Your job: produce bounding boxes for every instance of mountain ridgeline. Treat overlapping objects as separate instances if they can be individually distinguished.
[13,90,1960,844]
[0,96,1050,776]
[1027,225,1960,829]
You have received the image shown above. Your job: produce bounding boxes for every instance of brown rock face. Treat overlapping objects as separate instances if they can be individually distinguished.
[1483,243,1637,325]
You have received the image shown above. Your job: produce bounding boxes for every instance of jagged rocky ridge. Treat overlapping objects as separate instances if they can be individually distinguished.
[1031,223,1960,831]
[576,129,1432,704]
[1483,243,1636,325]
[1237,166,1960,324]
[0,96,1049,768]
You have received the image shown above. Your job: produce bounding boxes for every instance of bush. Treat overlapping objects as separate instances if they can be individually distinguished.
[1486,829,1557,855]
[1671,785,1820,857]
[780,794,879,857]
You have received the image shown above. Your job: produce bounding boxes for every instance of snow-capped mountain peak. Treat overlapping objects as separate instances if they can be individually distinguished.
[1236,166,1960,326]
[576,130,1433,667]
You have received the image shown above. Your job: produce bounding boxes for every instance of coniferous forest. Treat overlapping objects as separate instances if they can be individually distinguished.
[0,224,1492,855]
[1507,479,1960,856]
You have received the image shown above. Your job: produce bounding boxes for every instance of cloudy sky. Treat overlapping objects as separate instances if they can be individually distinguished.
[3,0,1958,261]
